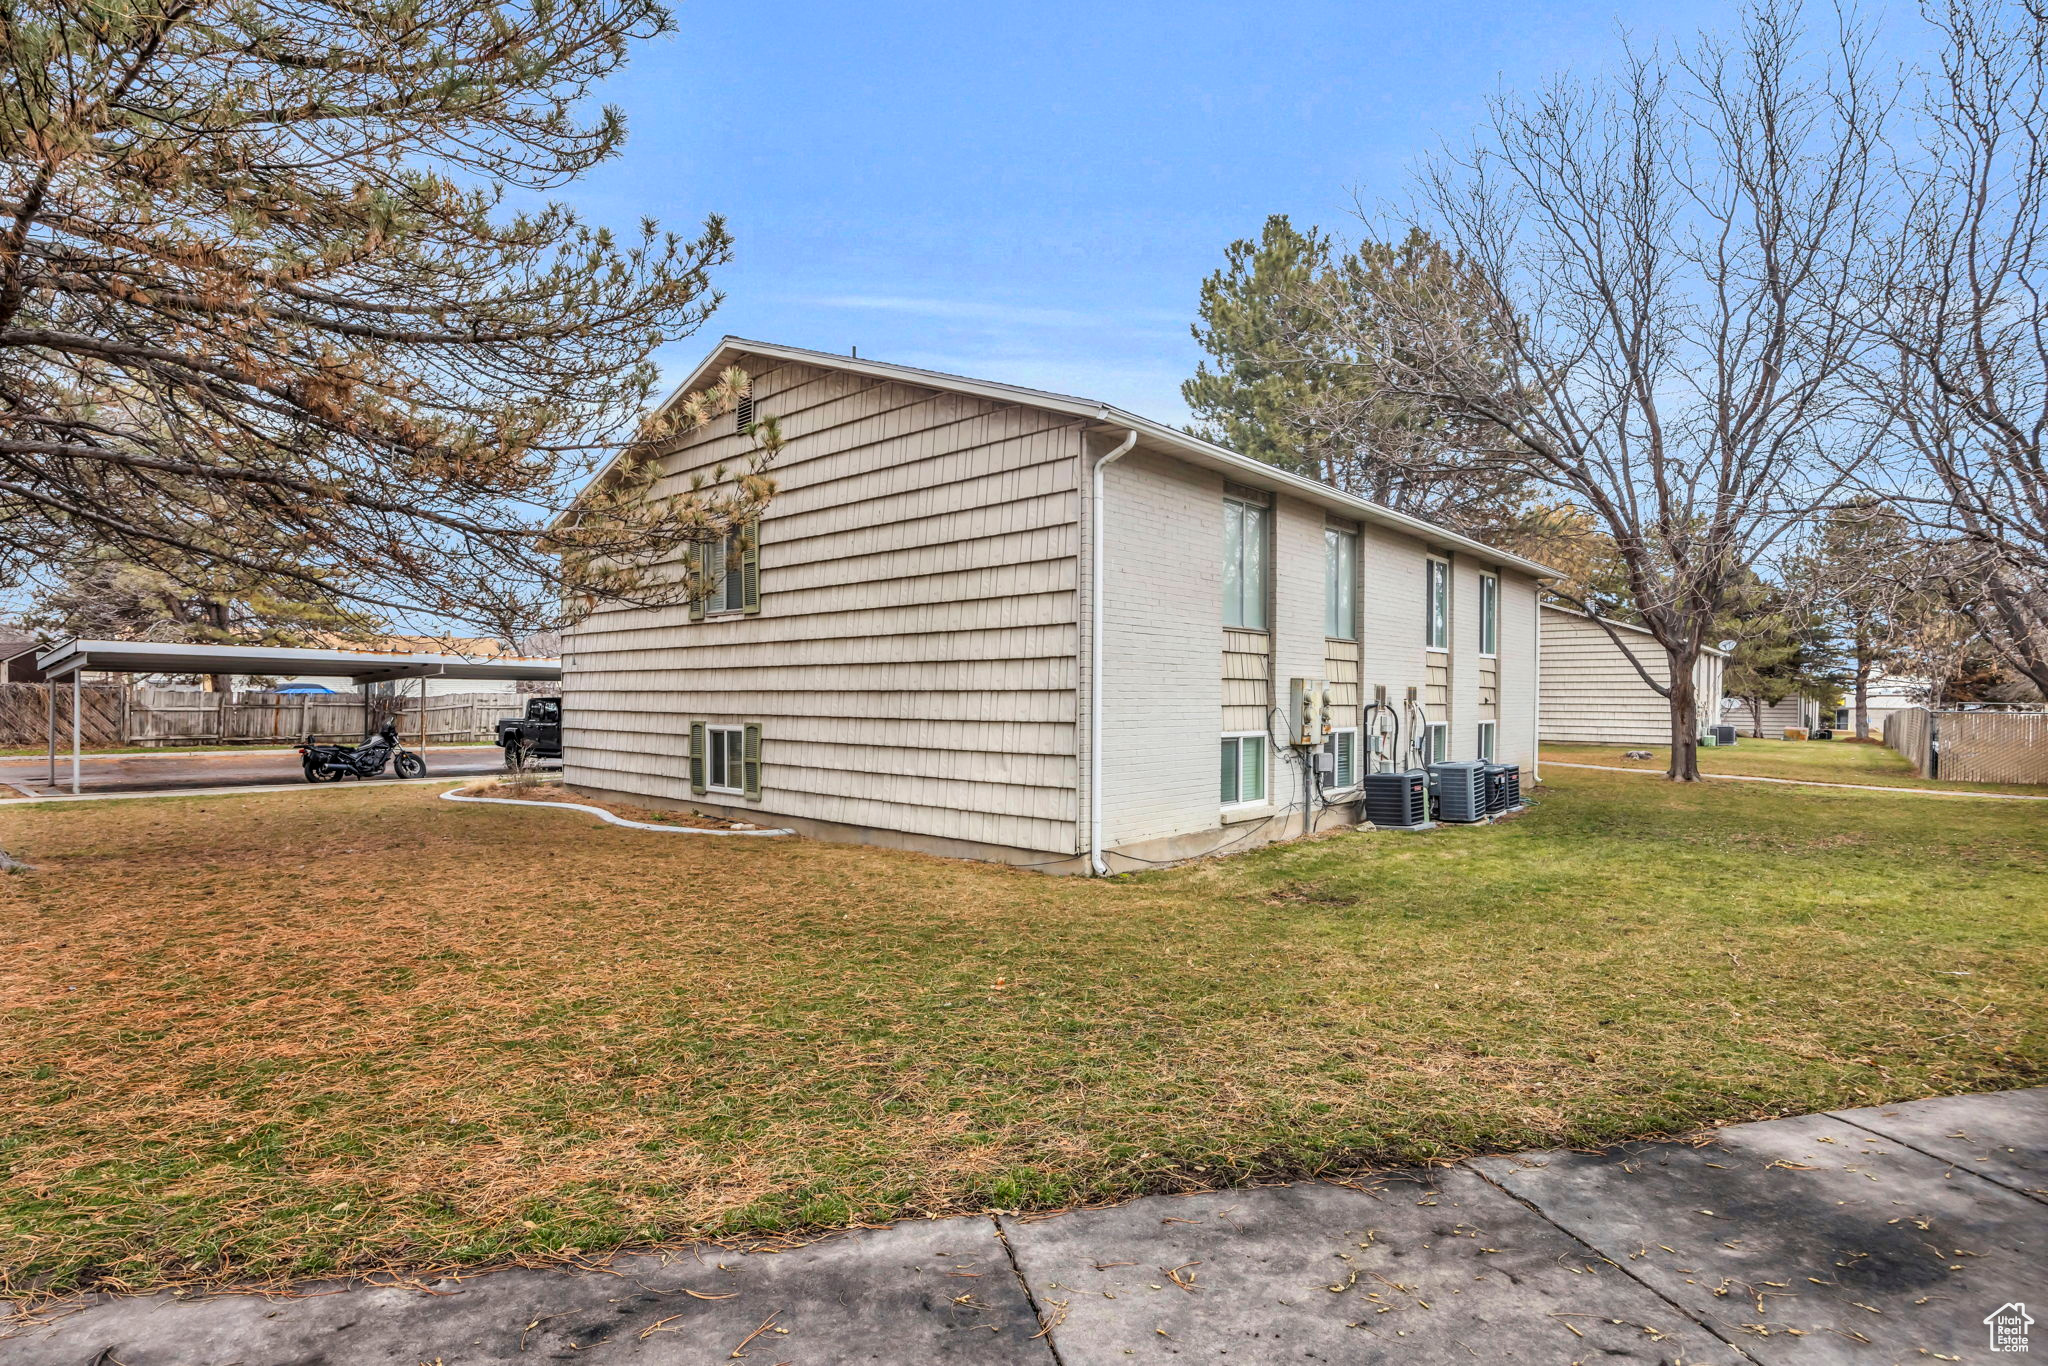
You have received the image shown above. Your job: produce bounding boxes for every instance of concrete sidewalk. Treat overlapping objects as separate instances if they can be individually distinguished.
[6,1089,2043,1364]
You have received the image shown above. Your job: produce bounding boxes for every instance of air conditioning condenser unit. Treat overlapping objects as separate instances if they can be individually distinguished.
[1430,760,1491,823]
[1362,770,1431,829]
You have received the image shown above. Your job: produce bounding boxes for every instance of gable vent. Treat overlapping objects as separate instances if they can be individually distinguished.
[735,394,755,433]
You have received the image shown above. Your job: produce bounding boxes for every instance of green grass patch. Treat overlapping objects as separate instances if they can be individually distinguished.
[1543,737,2046,794]
[2,769,2043,1297]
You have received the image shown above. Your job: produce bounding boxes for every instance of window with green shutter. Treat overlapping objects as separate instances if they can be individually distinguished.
[688,721,706,794]
[694,522,760,618]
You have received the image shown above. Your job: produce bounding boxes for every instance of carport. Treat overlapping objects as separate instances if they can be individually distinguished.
[32,638,562,794]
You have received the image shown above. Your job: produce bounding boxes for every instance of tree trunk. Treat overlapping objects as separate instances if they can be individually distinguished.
[1853,628,1871,740]
[205,601,233,694]
[1748,698,1764,737]
[1666,647,1702,781]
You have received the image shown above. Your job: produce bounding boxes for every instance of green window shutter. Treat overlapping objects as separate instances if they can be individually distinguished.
[688,542,707,621]
[741,521,761,615]
[689,721,707,794]
[742,723,762,799]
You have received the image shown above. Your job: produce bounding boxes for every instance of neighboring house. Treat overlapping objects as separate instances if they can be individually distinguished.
[274,634,527,698]
[1538,605,1727,746]
[0,636,50,682]
[561,338,1556,872]
[1829,674,1927,739]
[1731,692,1828,738]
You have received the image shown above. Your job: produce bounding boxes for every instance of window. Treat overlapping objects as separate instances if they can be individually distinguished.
[1321,728,1358,789]
[691,720,762,798]
[1220,733,1267,806]
[1476,720,1496,762]
[1223,497,1269,630]
[1478,573,1499,657]
[1426,722,1449,764]
[1324,528,1357,639]
[713,532,747,612]
[692,521,760,619]
[1425,557,1449,650]
[706,725,744,793]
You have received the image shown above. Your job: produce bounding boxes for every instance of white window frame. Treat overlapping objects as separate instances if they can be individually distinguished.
[1223,497,1270,631]
[1220,731,1269,808]
[705,724,745,794]
[1324,527,1358,640]
[1321,727,1359,790]
[1425,556,1450,652]
[1426,722,1449,765]
[1476,720,1496,762]
[1478,572,1499,658]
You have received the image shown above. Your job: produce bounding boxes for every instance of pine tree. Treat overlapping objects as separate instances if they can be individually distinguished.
[1719,578,1848,737]
[1184,216,1348,480]
[0,0,763,635]
[1184,219,1527,530]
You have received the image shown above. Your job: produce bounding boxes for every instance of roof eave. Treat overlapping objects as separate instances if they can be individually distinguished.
[562,336,1565,580]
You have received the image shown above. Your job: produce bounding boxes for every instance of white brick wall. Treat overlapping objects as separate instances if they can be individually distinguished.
[1098,455,1545,851]
[1097,448,1221,846]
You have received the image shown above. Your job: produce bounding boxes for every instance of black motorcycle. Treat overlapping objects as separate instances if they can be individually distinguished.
[298,721,428,782]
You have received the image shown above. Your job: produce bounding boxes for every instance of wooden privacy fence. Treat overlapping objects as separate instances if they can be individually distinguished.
[0,683,126,747]
[0,684,522,747]
[1884,707,2048,786]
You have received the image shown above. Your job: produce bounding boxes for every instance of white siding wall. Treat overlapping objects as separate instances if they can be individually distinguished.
[1741,694,1820,739]
[564,358,1085,855]
[1537,606,1726,745]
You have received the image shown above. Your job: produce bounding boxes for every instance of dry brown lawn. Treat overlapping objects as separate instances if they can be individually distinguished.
[2,768,2043,1300]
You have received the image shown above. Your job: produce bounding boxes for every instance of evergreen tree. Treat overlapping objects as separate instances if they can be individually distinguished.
[0,0,763,636]
[1184,219,1527,530]
[1184,216,1348,480]
[1719,578,1848,736]
[1792,501,1922,737]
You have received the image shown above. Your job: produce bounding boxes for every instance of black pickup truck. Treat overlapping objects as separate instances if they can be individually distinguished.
[495,697,563,768]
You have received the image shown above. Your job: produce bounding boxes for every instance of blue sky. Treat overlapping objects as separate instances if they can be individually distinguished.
[572,0,1738,424]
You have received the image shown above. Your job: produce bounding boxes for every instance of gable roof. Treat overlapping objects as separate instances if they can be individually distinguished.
[587,336,1562,579]
[1540,603,1731,658]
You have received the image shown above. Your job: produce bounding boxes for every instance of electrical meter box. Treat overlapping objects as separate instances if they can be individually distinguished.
[1288,678,1330,747]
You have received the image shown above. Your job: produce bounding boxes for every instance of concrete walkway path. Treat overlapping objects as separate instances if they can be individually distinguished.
[6,1089,2043,1365]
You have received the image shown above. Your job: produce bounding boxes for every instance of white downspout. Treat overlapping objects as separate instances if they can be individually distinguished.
[1089,428,1139,876]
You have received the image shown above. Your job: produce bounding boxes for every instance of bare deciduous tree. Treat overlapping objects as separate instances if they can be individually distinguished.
[1318,2,1887,778]
[1853,0,2048,696]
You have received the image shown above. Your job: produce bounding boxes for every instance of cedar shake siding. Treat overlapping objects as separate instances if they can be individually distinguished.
[1537,605,1727,747]
[565,356,1085,857]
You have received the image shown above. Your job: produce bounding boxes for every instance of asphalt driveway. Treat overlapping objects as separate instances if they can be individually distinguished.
[0,746,506,797]
[7,1087,2042,1364]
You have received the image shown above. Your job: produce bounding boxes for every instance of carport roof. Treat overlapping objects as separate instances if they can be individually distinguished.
[34,637,562,683]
